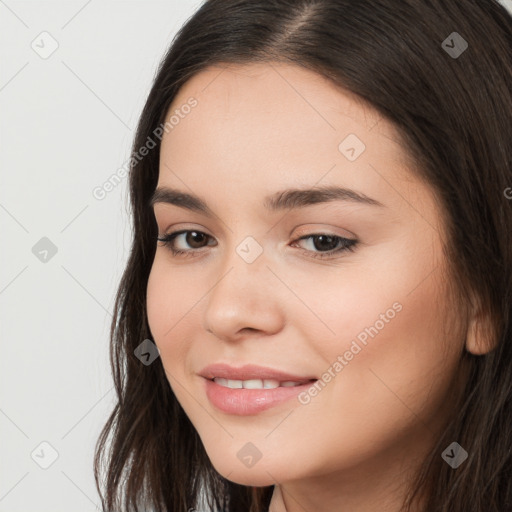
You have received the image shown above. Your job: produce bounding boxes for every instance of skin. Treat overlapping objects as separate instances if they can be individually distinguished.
[146,62,485,512]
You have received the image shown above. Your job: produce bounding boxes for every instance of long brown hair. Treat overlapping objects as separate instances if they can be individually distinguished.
[94,1,512,510]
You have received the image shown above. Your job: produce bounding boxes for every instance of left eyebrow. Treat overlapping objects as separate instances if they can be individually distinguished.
[264,185,385,210]
[149,184,385,216]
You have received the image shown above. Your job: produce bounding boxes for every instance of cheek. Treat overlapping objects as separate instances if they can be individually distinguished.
[146,261,208,418]
[299,231,457,382]
[146,258,201,373]
[313,271,460,441]
[290,243,460,435]
[253,276,461,478]
[147,255,200,337]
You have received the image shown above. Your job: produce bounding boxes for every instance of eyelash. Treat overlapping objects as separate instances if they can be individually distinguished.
[156,230,358,260]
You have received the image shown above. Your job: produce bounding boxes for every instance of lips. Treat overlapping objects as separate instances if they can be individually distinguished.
[203,376,318,415]
[198,362,317,383]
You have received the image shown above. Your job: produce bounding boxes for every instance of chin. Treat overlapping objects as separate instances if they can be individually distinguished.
[206,453,284,486]
[218,467,278,487]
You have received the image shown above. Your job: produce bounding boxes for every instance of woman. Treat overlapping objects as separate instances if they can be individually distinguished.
[94,1,512,511]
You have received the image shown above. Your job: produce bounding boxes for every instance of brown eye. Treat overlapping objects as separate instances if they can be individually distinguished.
[308,234,339,251]
[182,231,209,248]
[292,234,358,260]
[156,230,216,256]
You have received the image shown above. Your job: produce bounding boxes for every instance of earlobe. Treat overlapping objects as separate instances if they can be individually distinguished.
[464,293,498,356]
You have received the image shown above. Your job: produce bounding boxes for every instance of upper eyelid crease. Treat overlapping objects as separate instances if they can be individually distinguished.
[157,229,357,260]
[149,185,385,217]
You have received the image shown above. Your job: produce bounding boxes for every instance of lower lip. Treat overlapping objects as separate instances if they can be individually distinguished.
[203,377,317,415]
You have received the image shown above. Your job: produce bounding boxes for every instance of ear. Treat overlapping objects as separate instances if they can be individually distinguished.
[465,292,498,356]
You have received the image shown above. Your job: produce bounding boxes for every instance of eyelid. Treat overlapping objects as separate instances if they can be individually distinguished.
[157,227,359,261]
[156,223,354,244]
[155,214,354,238]
[156,220,213,235]
[292,224,356,240]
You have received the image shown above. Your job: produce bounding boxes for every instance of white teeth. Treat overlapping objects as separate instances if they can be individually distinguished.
[262,379,280,389]
[213,378,304,389]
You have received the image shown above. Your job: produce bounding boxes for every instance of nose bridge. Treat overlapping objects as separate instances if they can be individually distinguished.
[203,233,284,339]
[211,233,269,306]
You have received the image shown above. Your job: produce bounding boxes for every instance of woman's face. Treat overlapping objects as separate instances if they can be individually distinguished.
[146,62,466,495]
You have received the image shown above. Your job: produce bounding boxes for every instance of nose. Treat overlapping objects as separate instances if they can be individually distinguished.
[203,243,286,342]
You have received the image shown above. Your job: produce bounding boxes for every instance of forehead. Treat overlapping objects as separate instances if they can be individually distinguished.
[161,61,410,165]
[168,61,403,139]
[157,62,430,220]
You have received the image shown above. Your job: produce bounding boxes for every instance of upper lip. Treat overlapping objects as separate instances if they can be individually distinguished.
[199,363,317,382]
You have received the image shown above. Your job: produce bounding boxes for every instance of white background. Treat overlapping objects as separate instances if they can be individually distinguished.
[1,1,511,510]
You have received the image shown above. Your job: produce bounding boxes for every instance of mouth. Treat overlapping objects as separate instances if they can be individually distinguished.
[208,377,317,389]
[198,362,317,383]
[202,376,319,415]
[198,363,318,414]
